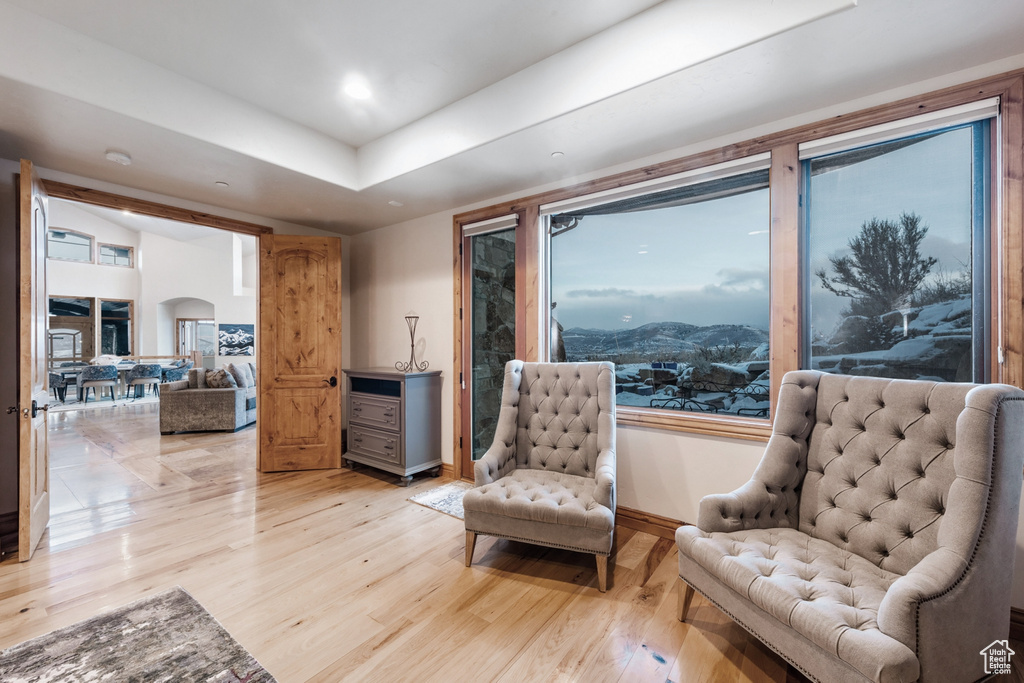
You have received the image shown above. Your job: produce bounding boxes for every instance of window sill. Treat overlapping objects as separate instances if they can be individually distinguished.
[616,405,771,442]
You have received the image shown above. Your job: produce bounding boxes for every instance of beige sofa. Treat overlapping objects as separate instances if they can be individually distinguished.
[159,365,256,434]
[676,370,1024,682]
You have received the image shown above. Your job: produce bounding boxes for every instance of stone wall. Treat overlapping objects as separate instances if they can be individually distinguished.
[471,231,516,459]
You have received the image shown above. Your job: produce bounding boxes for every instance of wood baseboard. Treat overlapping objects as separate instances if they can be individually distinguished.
[1010,607,1024,641]
[616,506,686,540]
[441,463,456,479]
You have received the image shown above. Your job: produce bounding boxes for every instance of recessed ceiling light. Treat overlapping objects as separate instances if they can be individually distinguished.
[215,181,230,188]
[388,200,404,207]
[343,78,372,101]
[105,150,132,166]
[551,151,565,158]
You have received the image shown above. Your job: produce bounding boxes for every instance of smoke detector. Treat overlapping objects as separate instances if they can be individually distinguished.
[104,150,132,166]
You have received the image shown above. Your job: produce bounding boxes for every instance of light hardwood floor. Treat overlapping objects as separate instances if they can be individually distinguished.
[6,404,1018,682]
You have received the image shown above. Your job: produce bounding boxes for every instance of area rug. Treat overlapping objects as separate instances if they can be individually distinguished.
[0,587,275,682]
[409,481,472,519]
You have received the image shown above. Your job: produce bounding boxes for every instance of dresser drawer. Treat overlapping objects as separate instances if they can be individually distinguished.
[348,424,402,465]
[349,394,400,430]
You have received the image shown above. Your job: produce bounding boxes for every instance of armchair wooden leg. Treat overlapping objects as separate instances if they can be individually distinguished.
[596,554,608,593]
[465,531,477,567]
[677,577,695,622]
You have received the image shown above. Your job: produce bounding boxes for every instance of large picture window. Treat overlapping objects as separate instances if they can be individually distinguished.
[456,77,1022,462]
[803,113,992,382]
[546,161,772,418]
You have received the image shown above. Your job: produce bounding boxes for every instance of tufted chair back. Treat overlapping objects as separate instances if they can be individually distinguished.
[127,363,163,381]
[80,364,117,382]
[759,370,1022,576]
[507,361,615,479]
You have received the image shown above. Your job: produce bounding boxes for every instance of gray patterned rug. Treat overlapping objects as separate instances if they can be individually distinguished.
[409,481,472,519]
[0,586,275,682]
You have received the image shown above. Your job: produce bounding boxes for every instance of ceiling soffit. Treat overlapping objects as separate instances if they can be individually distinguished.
[0,0,853,193]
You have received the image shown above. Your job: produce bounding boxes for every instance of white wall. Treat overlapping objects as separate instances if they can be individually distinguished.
[47,202,141,353]
[138,231,256,366]
[350,215,453,466]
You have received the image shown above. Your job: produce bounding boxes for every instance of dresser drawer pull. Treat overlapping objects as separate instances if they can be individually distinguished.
[353,437,363,443]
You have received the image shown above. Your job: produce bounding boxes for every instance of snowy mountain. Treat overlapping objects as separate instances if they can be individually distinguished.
[561,321,768,361]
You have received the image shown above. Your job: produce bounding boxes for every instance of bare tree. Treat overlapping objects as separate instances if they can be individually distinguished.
[816,212,937,316]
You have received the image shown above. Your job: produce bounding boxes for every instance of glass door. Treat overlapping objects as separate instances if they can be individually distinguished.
[177,318,217,368]
[460,214,524,472]
[469,227,517,459]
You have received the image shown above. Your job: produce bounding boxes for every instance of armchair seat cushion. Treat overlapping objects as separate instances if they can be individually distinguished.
[465,470,614,555]
[465,469,613,531]
[677,526,913,678]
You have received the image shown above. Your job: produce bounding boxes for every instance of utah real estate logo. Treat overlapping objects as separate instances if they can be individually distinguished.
[980,640,1015,675]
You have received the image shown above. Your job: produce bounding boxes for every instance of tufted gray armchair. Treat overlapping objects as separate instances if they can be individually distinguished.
[463,360,616,591]
[676,370,1024,683]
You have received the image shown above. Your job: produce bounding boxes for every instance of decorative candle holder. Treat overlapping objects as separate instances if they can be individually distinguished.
[395,314,429,372]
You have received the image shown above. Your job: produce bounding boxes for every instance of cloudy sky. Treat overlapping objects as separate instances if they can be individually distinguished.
[549,124,977,335]
[808,125,975,336]
[550,187,770,331]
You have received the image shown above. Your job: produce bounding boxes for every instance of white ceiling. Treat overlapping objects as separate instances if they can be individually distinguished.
[0,0,1023,235]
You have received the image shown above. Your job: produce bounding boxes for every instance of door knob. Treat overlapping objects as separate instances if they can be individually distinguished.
[323,376,338,387]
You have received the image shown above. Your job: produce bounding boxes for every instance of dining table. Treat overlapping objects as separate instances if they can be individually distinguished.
[58,362,179,402]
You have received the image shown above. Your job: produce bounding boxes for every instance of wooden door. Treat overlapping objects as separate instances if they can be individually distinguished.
[18,159,50,560]
[258,235,342,471]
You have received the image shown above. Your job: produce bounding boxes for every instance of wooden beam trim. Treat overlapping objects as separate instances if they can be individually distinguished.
[42,180,273,236]
[453,217,466,480]
[999,77,1024,386]
[617,408,771,442]
[769,144,802,419]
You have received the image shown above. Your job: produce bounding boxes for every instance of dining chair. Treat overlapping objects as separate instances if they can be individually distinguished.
[80,364,118,403]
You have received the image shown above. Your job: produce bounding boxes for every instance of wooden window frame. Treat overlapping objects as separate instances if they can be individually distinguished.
[46,227,94,264]
[47,294,95,367]
[97,242,135,268]
[452,69,1024,469]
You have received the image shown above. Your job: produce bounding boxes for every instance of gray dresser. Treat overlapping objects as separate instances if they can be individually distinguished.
[343,368,442,486]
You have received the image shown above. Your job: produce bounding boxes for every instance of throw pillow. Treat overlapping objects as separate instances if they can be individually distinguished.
[225,363,250,388]
[238,362,254,388]
[206,368,238,389]
[247,362,257,386]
